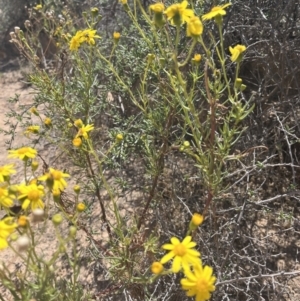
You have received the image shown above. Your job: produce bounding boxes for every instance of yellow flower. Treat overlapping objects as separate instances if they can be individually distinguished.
[39,168,70,191]
[75,124,94,139]
[181,261,216,301]
[18,215,28,227]
[164,1,194,26]
[30,107,39,116]
[73,137,82,147]
[116,133,123,141]
[150,2,165,27]
[91,7,99,16]
[74,119,83,128]
[189,213,204,231]
[44,117,52,127]
[18,184,45,210]
[149,2,165,13]
[8,147,37,161]
[192,213,204,226]
[0,185,14,208]
[34,4,43,10]
[229,44,246,62]
[81,29,100,46]
[0,217,17,250]
[0,164,15,182]
[160,236,201,273]
[76,202,86,212]
[151,261,164,274]
[202,3,231,21]
[73,185,80,194]
[113,32,121,42]
[187,16,203,38]
[69,30,84,51]
[24,125,40,137]
[192,54,202,64]
[119,0,127,4]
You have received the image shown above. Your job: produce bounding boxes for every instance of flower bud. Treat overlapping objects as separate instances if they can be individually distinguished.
[73,137,82,147]
[69,226,77,237]
[113,32,121,43]
[76,202,86,212]
[18,215,28,227]
[74,119,83,128]
[31,161,39,172]
[116,133,123,142]
[151,261,164,274]
[73,185,80,194]
[189,213,204,231]
[52,213,63,225]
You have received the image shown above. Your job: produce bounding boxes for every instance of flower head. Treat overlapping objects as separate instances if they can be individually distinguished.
[75,124,94,139]
[202,3,231,21]
[113,32,121,43]
[189,213,204,231]
[74,119,84,128]
[73,137,82,147]
[160,236,201,273]
[44,117,52,127]
[0,164,16,182]
[192,54,202,64]
[119,0,127,4]
[8,147,37,161]
[81,29,100,46]
[34,4,43,10]
[76,202,86,212]
[0,217,17,250]
[151,261,164,274]
[181,261,216,301]
[39,168,70,191]
[69,30,83,51]
[229,44,246,62]
[24,125,40,137]
[187,16,203,38]
[150,2,165,13]
[18,184,45,210]
[164,1,194,26]
[0,185,14,208]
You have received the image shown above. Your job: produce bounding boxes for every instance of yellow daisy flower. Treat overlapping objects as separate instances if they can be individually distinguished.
[0,164,16,182]
[160,236,201,273]
[229,44,246,62]
[69,30,84,51]
[18,184,45,210]
[8,147,37,161]
[39,168,70,191]
[164,1,194,26]
[202,3,231,21]
[75,124,94,139]
[0,217,17,250]
[181,261,216,301]
[0,185,14,208]
[81,29,100,46]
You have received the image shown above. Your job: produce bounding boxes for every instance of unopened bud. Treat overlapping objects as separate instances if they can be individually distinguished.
[52,213,63,225]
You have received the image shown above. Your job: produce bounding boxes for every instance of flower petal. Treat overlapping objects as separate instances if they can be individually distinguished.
[171,237,180,245]
[172,255,182,273]
[160,251,175,264]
